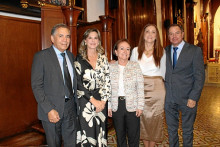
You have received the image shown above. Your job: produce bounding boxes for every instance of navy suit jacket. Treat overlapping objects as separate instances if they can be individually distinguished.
[31,46,79,121]
[165,42,205,105]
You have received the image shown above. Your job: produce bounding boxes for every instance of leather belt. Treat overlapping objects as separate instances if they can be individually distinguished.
[143,75,163,80]
[118,96,125,100]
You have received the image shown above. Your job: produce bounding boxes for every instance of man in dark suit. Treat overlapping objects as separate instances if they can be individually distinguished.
[165,24,205,147]
[31,24,78,147]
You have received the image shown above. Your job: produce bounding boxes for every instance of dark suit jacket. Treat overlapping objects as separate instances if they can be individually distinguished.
[165,42,205,105]
[31,46,79,122]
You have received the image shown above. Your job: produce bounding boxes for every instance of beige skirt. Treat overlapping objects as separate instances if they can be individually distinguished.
[140,76,165,142]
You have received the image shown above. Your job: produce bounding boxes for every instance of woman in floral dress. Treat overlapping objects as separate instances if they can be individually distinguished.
[74,28,111,147]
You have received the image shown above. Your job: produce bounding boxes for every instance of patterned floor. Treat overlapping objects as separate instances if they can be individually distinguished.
[107,84,220,147]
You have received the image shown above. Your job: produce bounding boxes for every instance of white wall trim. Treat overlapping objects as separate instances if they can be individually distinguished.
[0,12,41,21]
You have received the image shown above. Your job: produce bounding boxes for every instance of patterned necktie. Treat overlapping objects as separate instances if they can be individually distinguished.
[61,53,73,98]
[173,47,178,69]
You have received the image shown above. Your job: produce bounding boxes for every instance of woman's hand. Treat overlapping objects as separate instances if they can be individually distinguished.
[101,100,106,109]
[136,109,143,117]
[108,109,112,117]
[90,97,104,112]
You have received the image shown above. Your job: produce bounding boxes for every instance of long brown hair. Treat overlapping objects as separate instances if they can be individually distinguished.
[137,24,163,67]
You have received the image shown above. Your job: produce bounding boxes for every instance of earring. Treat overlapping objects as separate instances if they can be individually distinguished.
[85,42,87,45]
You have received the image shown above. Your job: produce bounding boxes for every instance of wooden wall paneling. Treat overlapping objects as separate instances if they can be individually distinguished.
[41,6,65,50]
[108,0,127,57]
[200,0,209,62]
[169,0,173,25]
[210,19,214,58]
[105,0,109,16]
[203,0,209,13]
[185,2,195,44]
[117,0,126,40]
[200,0,204,16]
[201,20,208,63]
[161,0,173,47]
[100,16,114,60]
[111,13,118,53]
[82,0,87,21]
[108,0,124,56]
[0,15,41,139]
[161,0,167,47]
[127,0,157,48]
[126,0,132,44]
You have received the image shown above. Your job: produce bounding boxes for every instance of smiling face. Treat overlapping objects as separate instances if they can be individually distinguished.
[51,27,70,52]
[144,25,157,43]
[168,26,184,47]
[85,31,99,50]
[115,41,131,61]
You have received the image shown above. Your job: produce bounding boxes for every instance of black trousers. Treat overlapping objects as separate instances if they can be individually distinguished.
[165,102,197,147]
[112,99,140,147]
[42,99,77,147]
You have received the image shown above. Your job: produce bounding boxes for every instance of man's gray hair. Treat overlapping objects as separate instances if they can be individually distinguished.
[51,23,70,35]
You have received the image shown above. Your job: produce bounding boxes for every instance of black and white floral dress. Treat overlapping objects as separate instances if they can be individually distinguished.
[74,53,111,147]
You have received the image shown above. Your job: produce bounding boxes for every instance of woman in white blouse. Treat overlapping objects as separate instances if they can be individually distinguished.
[108,39,144,147]
[130,24,166,147]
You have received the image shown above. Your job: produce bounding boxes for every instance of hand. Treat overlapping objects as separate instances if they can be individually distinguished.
[48,109,60,123]
[101,100,106,109]
[90,97,104,113]
[187,99,196,108]
[136,109,143,117]
[108,109,112,117]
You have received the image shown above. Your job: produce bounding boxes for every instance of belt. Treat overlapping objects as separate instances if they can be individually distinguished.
[143,75,163,80]
[118,96,125,100]
[65,98,70,102]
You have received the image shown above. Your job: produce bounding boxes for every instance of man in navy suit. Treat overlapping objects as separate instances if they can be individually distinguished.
[165,24,205,147]
[31,24,78,147]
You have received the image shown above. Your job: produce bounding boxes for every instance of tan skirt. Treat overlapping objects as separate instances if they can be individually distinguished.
[140,76,165,142]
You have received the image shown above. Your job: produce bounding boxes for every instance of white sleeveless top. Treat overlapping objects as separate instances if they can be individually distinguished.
[130,47,166,79]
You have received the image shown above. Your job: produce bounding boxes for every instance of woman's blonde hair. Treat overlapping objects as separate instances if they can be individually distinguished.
[78,28,104,60]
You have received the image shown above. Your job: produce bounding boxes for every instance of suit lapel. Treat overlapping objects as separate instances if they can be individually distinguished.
[175,42,189,68]
[48,46,64,82]
[66,51,74,66]
[66,51,77,90]
[166,45,173,70]
[113,62,119,95]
